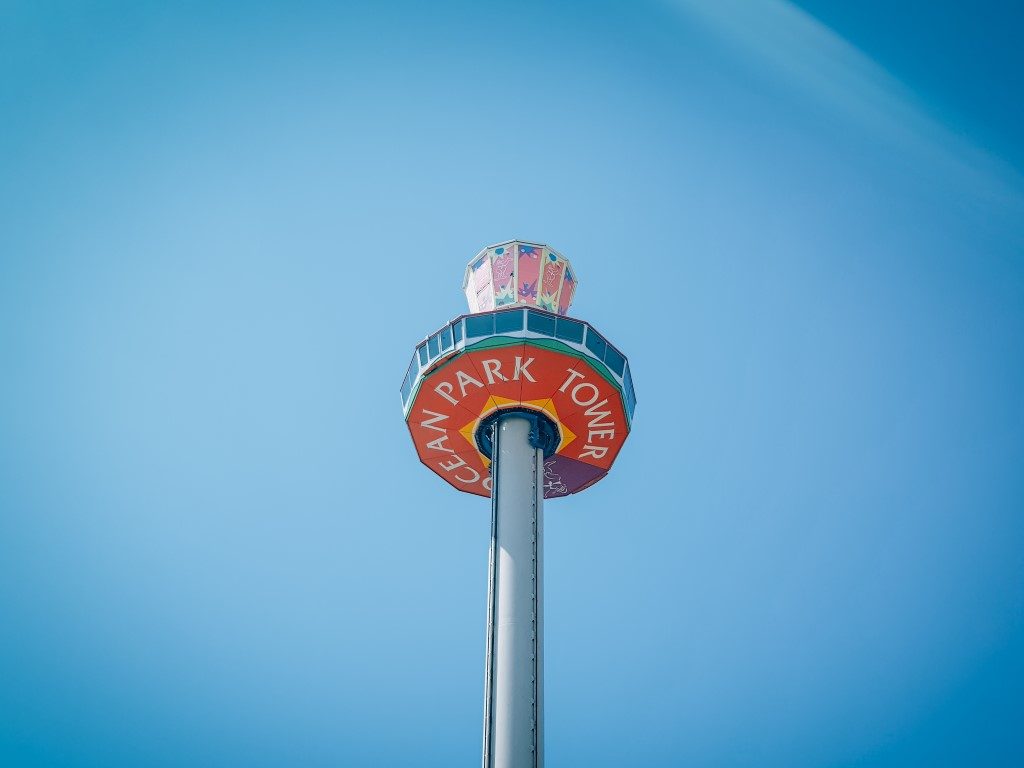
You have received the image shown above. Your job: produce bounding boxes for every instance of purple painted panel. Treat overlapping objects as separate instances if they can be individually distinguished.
[542,455,606,498]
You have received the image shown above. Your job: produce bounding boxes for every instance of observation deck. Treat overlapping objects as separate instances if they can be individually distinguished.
[401,305,636,498]
[401,306,636,423]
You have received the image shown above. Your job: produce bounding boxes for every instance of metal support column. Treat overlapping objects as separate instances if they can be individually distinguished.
[482,414,544,768]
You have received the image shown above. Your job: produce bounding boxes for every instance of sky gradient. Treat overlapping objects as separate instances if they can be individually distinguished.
[2,1,1023,766]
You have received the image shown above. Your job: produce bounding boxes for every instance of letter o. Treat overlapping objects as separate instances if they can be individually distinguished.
[571,382,600,407]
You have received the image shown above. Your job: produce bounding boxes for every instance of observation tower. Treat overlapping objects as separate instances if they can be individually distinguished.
[399,241,636,768]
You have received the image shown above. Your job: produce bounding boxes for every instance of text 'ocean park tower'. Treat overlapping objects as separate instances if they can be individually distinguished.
[399,241,636,768]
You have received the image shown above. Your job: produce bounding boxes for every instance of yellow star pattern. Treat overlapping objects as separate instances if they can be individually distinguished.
[457,396,576,466]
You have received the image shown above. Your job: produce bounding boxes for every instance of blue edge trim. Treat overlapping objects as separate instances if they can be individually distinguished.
[475,408,560,460]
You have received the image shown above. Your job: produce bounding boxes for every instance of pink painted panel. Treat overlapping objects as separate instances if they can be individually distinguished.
[471,254,492,291]
[491,245,516,306]
[476,285,494,311]
[539,253,565,312]
[517,244,541,305]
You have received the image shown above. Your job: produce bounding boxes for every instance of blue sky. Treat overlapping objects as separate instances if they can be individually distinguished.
[1,1,1022,766]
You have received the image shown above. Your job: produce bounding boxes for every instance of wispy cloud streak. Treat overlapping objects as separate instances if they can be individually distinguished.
[663,0,1024,210]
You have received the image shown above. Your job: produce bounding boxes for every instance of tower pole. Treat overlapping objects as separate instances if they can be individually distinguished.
[403,242,634,764]
[482,414,544,768]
